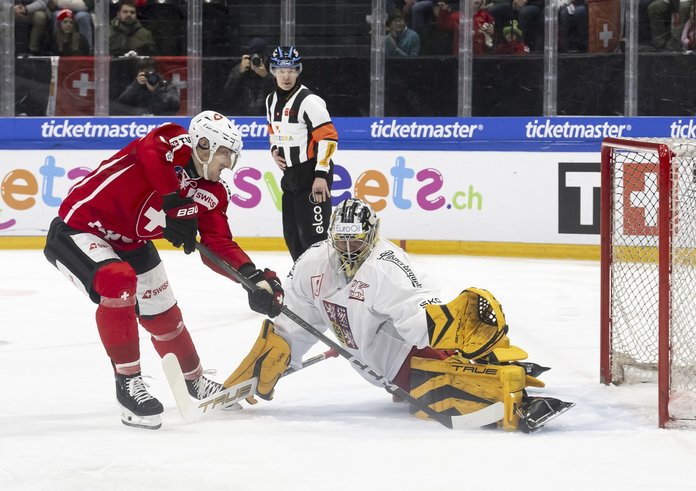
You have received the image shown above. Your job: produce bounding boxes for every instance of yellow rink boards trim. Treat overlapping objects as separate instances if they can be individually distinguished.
[0,236,600,260]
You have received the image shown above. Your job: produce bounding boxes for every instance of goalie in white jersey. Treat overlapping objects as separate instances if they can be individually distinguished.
[226,198,574,432]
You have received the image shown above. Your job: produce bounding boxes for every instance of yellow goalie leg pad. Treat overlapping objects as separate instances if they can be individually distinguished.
[425,288,509,359]
[410,355,527,431]
[224,319,291,402]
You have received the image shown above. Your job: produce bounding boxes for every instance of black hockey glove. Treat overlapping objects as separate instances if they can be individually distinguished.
[162,192,199,254]
[243,268,284,318]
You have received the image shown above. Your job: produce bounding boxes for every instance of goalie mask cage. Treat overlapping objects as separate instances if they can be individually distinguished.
[600,137,696,428]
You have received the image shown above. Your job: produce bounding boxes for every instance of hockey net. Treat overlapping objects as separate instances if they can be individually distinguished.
[600,137,696,428]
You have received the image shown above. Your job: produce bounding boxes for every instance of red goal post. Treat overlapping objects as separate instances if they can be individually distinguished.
[600,137,696,428]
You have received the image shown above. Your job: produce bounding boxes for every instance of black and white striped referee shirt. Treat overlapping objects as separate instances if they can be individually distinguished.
[265,84,338,176]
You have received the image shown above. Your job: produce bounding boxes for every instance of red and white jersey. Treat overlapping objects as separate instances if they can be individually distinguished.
[274,239,441,384]
[59,122,252,270]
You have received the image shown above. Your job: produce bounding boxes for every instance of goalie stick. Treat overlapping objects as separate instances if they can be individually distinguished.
[194,241,505,430]
[163,349,338,422]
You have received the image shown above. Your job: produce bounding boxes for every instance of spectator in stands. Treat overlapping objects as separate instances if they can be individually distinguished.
[112,57,179,116]
[109,0,157,57]
[639,0,654,44]
[385,10,421,56]
[136,0,184,56]
[495,19,529,54]
[48,0,94,53]
[414,1,468,55]
[432,0,495,56]
[387,0,426,30]
[558,0,587,52]
[647,0,693,51]
[488,0,545,52]
[48,9,90,56]
[410,0,435,36]
[681,0,696,49]
[14,0,49,55]
[474,0,496,54]
[222,37,275,116]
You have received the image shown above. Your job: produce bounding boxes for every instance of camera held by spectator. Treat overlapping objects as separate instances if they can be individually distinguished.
[250,54,264,68]
[144,70,161,87]
[239,38,269,77]
[222,37,275,116]
[113,58,180,116]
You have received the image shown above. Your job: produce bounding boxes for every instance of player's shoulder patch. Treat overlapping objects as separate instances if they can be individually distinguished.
[152,124,191,163]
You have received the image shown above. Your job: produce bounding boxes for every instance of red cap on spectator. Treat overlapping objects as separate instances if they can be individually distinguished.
[57,9,73,23]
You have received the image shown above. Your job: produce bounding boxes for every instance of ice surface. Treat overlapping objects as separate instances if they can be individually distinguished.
[1,250,695,490]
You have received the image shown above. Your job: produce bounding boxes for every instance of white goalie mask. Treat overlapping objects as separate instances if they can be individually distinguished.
[329,198,380,279]
[188,111,243,179]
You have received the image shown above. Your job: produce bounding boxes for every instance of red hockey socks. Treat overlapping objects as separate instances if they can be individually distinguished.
[139,304,202,380]
[93,262,140,376]
[393,346,450,392]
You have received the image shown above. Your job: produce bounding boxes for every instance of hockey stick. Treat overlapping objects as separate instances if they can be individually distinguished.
[163,348,338,422]
[194,241,504,430]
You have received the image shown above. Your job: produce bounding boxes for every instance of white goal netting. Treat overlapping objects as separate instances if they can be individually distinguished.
[605,138,696,422]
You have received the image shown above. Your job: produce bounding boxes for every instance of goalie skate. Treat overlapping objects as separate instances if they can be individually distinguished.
[517,396,575,433]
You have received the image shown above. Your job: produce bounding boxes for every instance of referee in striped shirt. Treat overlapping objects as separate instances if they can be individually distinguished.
[265,46,339,261]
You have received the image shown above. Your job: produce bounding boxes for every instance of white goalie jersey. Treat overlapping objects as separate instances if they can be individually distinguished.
[274,239,442,384]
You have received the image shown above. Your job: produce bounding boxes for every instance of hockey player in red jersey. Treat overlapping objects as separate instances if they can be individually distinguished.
[44,111,284,430]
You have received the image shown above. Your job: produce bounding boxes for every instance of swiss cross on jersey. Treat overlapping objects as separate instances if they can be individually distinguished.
[134,168,192,239]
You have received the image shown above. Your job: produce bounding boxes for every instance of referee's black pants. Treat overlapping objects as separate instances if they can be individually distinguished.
[280,161,333,262]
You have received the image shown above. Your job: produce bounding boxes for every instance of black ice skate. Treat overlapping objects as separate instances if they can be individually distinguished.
[115,373,164,430]
[186,373,241,410]
[517,396,575,433]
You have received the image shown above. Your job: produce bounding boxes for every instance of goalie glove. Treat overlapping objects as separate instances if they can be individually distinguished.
[240,265,284,317]
[425,287,508,359]
[224,319,291,402]
[162,192,199,254]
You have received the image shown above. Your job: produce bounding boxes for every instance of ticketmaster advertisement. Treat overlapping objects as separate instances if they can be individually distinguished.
[0,116,684,246]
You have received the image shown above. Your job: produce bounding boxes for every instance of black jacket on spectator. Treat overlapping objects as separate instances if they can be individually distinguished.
[113,80,179,116]
[223,63,275,116]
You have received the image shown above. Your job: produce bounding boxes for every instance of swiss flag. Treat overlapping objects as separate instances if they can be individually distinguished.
[50,56,188,116]
[54,56,94,116]
[588,0,621,53]
[154,56,187,117]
